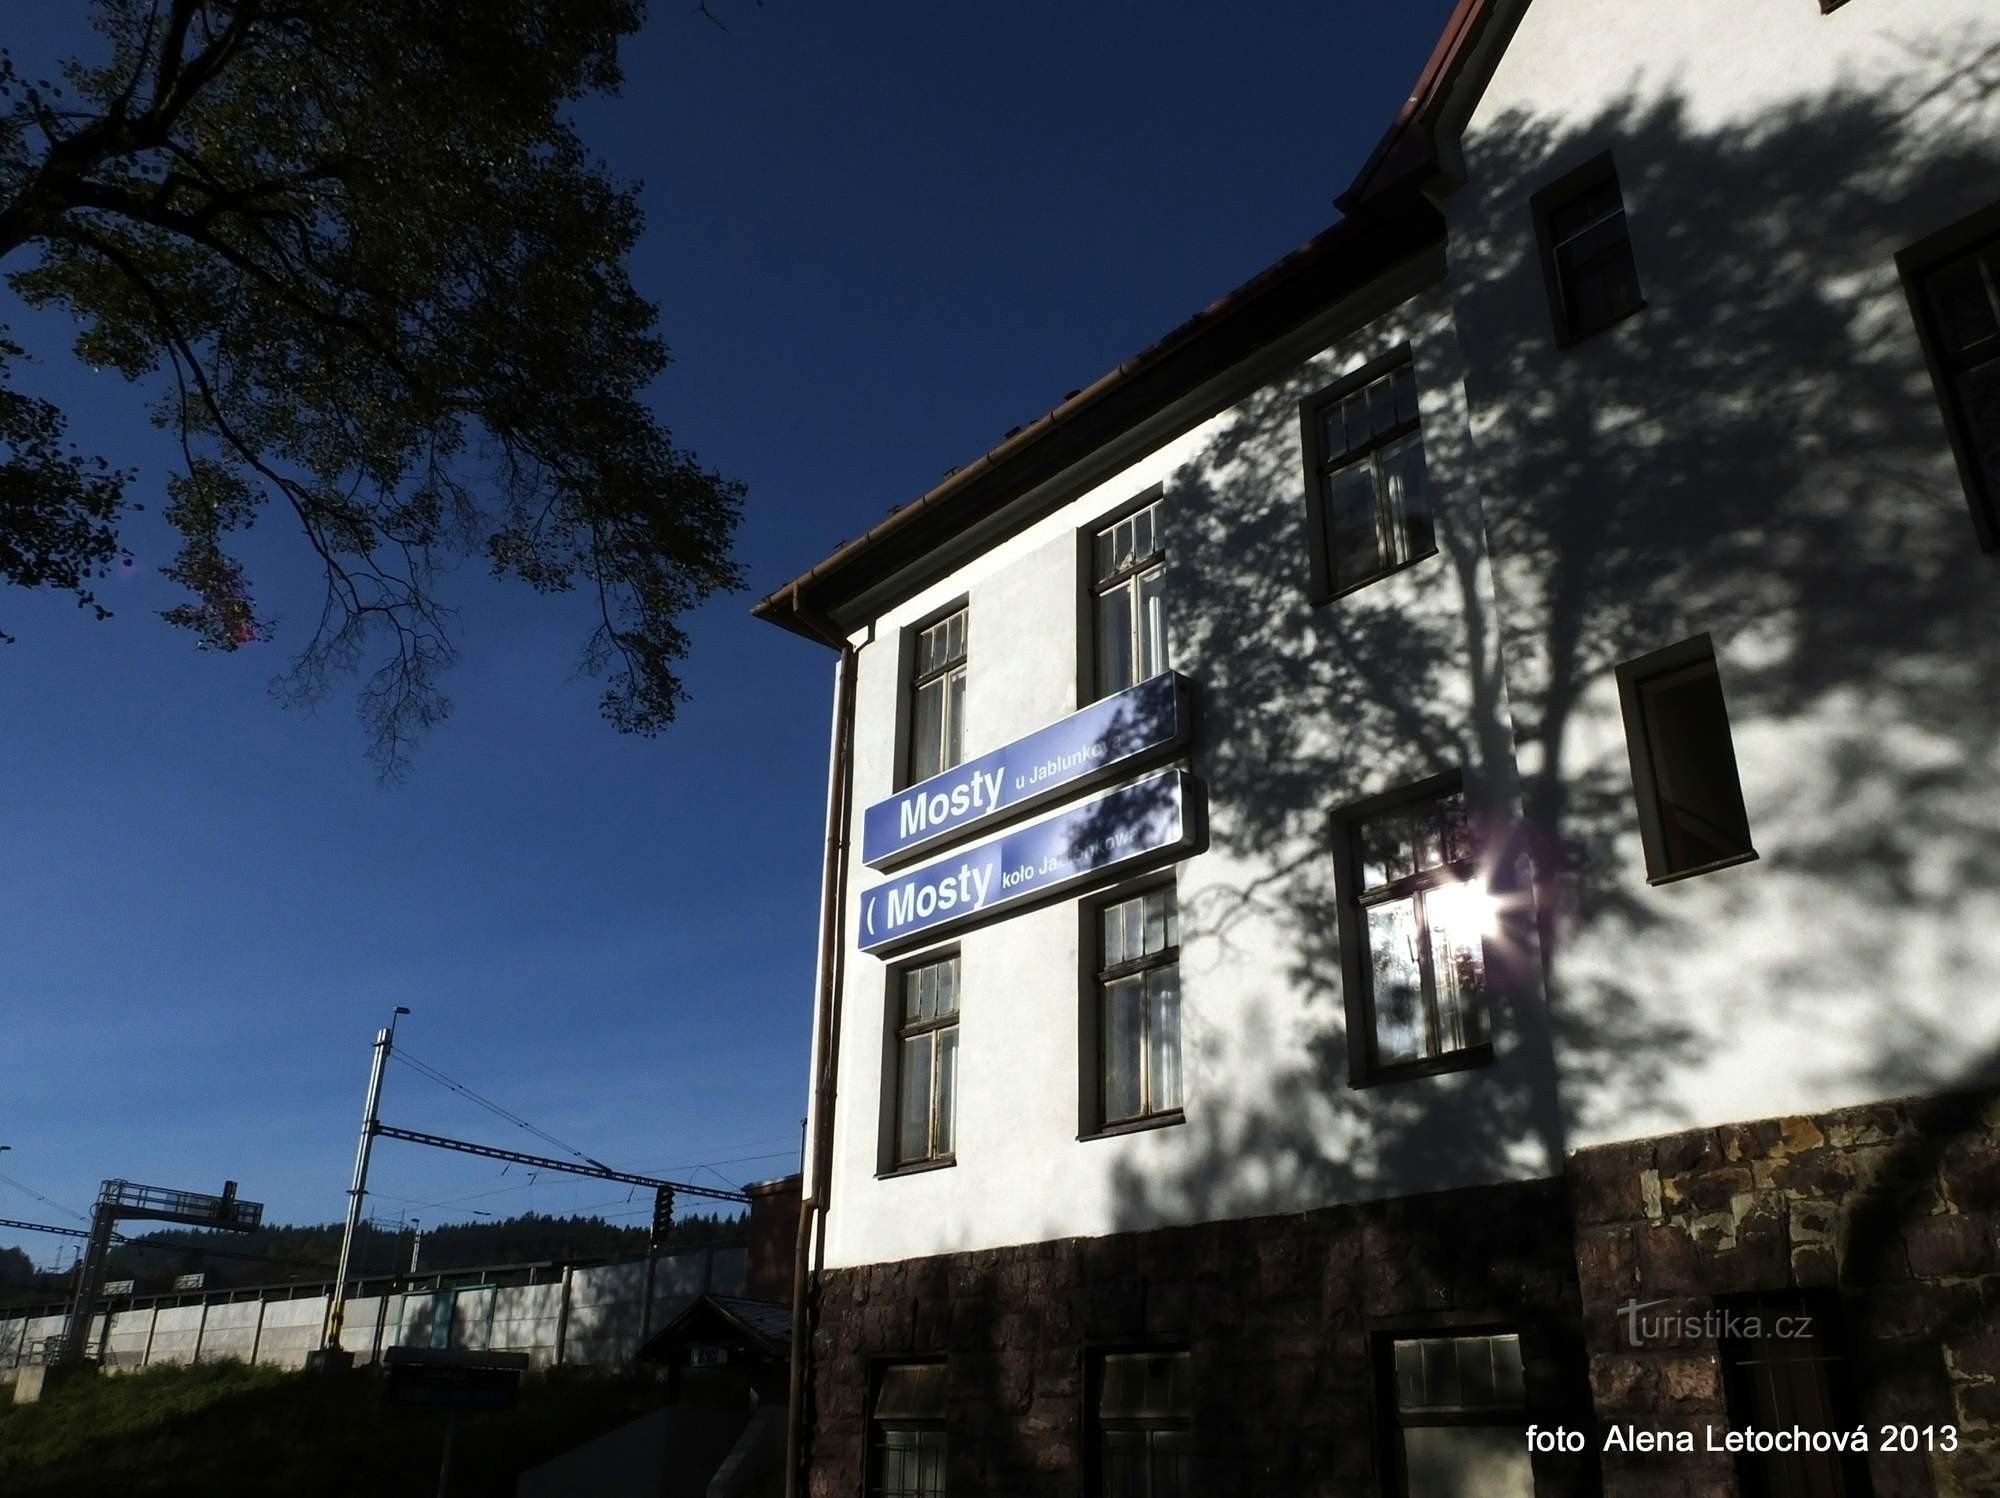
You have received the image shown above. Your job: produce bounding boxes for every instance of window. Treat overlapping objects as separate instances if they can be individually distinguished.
[1384,1332,1534,1498]
[892,955,958,1168]
[1721,1295,1869,1498]
[908,608,967,784]
[1093,492,1168,697]
[1302,355,1434,596]
[1615,637,1756,883]
[1535,155,1644,344]
[871,1361,947,1497]
[1095,885,1182,1128]
[1899,204,2000,548]
[1338,782,1491,1076]
[1091,1350,1192,1498]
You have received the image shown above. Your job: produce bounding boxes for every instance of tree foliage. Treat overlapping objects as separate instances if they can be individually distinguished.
[0,0,743,773]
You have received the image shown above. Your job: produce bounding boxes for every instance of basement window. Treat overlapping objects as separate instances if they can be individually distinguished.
[1384,1332,1534,1498]
[1616,636,1757,883]
[1092,1349,1193,1497]
[871,1360,948,1497]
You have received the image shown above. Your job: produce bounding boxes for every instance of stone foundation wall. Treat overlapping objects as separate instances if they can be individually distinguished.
[806,1178,1596,1498]
[1569,1089,2000,1498]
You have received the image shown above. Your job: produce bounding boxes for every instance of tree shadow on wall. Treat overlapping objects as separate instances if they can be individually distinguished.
[1064,60,2000,1495]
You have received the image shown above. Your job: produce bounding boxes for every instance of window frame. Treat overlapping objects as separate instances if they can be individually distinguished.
[1896,197,2000,552]
[1080,878,1186,1139]
[879,950,960,1177]
[1373,1328,1533,1498]
[1297,345,1439,603]
[868,1358,949,1498]
[1086,484,1170,702]
[902,602,969,791]
[1531,151,1646,348]
[1614,634,1759,886]
[1330,771,1496,1088]
[1718,1291,1871,1498]
[1084,1344,1194,1498]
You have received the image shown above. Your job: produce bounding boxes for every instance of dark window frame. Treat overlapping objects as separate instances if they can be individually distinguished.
[1087,484,1170,702]
[1084,1344,1194,1498]
[901,601,969,791]
[1330,771,1497,1088]
[879,950,960,1176]
[1531,151,1646,347]
[1614,634,1759,886]
[1297,344,1439,603]
[1081,878,1186,1138]
[868,1357,949,1498]
[1896,197,2000,552]
[1718,1291,1873,1498]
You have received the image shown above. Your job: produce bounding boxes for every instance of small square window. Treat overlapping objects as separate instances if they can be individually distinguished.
[1534,155,1644,345]
[1333,778,1494,1082]
[1091,1350,1192,1498]
[1898,201,2000,549]
[1615,637,1757,883]
[871,1360,947,1497]
[1384,1333,1534,1498]
[1299,353,1436,598]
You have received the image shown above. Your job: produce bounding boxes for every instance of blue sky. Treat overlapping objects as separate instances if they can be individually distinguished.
[0,1,1454,1263]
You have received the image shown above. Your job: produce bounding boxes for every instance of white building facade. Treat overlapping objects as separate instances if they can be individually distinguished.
[759,3,2000,1495]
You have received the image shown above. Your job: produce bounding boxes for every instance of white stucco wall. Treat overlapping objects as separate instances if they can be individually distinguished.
[806,0,2000,1272]
[819,275,1569,1270]
[1443,0,2000,1147]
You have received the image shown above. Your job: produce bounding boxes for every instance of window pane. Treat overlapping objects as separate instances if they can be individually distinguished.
[1148,1429,1194,1498]
[1095,527,1119,582]
[1359,791,1470,890]
[1136,565,1167,682]
[1148,967,1182,1112]
[1342,389,1372,453]
[934,957,958,1017]
[1401,1426,1535,1498]
[1394,364,1419,426]
[1103,977,1144,1122]
[911,678,944,782]
[1638,659,1753,873]
[1102,898,1129,967]
[904,967,926,1024]
[898,1036,933,1163]
[1366,897,1427,1065]
[1367,372,1399,440]
[1099,1352,1192,1417]
[945,611,964,665]
[1378,429,1433,563]
[1097,582,1136,696]
[934,1026,957,1156]
[1958,358,2000,494]
[875,1362,948,1419]
[1423,880,1490,1054]
[1142,887,1172,956]
[1928,251,2000,359]
[943,666,965,772]
[1323,459,1383,590]
[1421,1336,1464,1409]
[1102,1430,1144,1498]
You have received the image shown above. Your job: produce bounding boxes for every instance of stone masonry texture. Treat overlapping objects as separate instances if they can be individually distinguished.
[1569,1088,2000,1498]
[805,1178,1596,1498]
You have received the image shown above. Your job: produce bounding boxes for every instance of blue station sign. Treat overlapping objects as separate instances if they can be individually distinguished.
[858,769,1198,955]
[862,671,1192,868]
